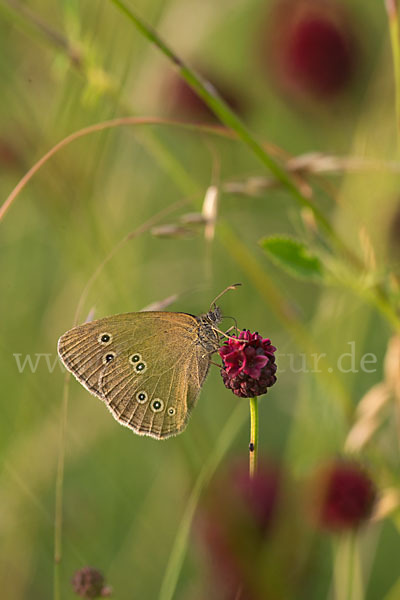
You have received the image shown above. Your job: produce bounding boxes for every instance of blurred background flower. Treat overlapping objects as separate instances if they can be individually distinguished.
[0,138,22,172]
[308,459,377,531]
[161,67,245,122]
[71,566,111,598]
[195,458,306,599]
[259,0,359,104]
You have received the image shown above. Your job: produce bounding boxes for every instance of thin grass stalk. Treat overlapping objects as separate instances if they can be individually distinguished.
[53,374,70,600]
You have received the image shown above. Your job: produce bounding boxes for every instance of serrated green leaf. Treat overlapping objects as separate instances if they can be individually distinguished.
[260,236,324,281]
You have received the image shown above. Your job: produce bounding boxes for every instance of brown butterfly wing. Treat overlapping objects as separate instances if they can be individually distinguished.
[99,313,211,439]
[57,315,127,398]
[57,312,211,439]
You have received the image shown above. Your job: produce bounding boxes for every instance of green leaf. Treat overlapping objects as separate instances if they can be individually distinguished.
[260,236,324,281]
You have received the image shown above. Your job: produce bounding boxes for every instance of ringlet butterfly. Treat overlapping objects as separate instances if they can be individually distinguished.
[57,285,239,439]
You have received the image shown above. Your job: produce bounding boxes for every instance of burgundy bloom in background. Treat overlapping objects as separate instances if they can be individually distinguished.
[219,330,277,398]
[0,138,22,171]
[311,460,377,531]
[197,460,283,599]
[259,0,358,102]
[71,567,111,599]
[162,68,245,122]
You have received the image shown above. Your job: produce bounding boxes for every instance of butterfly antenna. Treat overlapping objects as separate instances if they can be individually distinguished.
[222,314,239,335]
[210,283,241,310]
[213,326,243,342]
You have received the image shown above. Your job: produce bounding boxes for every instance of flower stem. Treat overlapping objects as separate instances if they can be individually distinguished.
[333,533,363,600]
[386,0,400,150]
[249,397,259,478]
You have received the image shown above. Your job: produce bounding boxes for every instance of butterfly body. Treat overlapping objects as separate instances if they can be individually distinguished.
[57,307,222,439]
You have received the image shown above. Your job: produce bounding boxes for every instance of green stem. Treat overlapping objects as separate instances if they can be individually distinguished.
[345,534,356,600]
[249,397,259,478]
[333,533,362,600]
[54,374,70,600]
[386,0,400,149]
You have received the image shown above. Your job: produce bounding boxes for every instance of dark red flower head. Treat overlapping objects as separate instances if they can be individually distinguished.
[311,460,377,531]
[219,330,277,398]
[163,69,244,123]
[0,138,21,170]
[260,0,357,102]
[197,459,282,599]
[71,567,111,598]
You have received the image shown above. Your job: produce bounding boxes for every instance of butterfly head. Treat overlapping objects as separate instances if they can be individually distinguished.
[195,305,222,353]
[207,305,222,325]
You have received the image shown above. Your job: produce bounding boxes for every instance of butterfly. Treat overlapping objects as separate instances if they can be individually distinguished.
[57,286,239,439]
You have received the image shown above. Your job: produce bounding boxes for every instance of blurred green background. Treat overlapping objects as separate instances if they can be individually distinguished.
[2,0,400,598]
